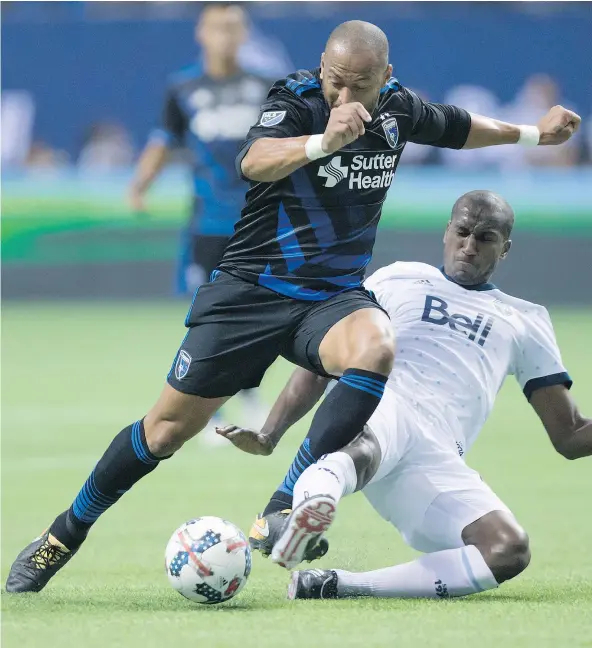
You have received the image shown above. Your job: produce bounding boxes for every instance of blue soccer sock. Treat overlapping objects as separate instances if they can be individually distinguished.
[262,368,387,516]
[49,419,165,549]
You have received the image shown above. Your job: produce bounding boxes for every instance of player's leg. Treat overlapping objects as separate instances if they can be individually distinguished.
[5,272,289,593]
[5,386,228,594]
[292,465,525,599]
[461,510,530,584]
[264,291,393,515]
[326,497,526,600]
[174,227,194,296]
[268,387,402,568]
[270,425,381,568]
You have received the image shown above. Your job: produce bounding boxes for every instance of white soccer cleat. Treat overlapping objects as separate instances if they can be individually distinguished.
[270,495,336,570]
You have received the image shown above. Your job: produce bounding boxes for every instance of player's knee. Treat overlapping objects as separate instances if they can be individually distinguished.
[343,425,381,490]
[144,417,196,457]
[482,527,531,583]
[350,328,395,375]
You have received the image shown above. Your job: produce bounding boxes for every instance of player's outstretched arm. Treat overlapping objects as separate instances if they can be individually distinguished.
[463,105,581,149]
[241,102,371,183]
[216,368,330,455]
[529,385,592,460]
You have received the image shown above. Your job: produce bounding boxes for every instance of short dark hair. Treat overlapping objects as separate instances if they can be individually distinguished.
[326,21,389,68]
[452,190,515,239]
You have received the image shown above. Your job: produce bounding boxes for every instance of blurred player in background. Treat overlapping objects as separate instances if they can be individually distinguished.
[222,191,591,599]
[129,2,272,433]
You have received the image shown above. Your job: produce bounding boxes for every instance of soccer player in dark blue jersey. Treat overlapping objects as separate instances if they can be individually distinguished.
[7,20,580,593]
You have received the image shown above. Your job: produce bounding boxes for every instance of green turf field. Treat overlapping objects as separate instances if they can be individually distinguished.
[2,303,592,647]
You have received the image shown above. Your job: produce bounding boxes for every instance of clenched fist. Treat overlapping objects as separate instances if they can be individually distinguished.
[321,102,372,154]
[537,105,581,145]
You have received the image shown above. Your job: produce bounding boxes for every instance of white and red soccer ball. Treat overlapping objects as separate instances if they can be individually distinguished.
[165,516,251,604]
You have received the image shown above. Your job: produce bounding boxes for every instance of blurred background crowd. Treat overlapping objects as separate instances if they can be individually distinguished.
[2,1,591,171]
[2,1,590,309]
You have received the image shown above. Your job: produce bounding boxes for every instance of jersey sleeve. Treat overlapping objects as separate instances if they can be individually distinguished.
[514,306,573,400]
[235,84,311,179]
[149,87,189,148]
[406,89,471,150]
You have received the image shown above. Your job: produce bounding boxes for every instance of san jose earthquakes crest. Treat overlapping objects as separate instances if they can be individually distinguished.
[175,350,192,380]
[381,117,399,149]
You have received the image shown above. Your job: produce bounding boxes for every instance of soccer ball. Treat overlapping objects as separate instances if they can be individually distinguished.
[165,516,251,604]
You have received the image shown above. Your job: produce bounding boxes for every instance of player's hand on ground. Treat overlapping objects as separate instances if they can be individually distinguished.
[128,185,146,212]
[536,105,581,145]
[215,425,275,456]
[322,102,372,154]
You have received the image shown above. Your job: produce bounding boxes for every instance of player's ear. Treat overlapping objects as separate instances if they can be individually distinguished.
[320,53,325,79]
[384,64,393,84]
[443,220,451,244]
[500,239,512,259]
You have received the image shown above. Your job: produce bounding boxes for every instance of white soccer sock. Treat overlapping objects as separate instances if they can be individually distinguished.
[293,452,358,509]
[335,545,498,599]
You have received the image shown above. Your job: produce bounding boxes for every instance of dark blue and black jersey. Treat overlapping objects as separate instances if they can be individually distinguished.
[219,68,471,301]
[151,65,271,236]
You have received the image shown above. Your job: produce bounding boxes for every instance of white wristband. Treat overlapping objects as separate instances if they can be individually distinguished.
[305,134,329,160]
[518,125,540,147]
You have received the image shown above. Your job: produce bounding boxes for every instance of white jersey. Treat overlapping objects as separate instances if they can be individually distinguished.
[365,262,571,453]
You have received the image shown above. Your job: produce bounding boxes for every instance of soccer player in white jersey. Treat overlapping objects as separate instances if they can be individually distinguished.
[218,189,591,600]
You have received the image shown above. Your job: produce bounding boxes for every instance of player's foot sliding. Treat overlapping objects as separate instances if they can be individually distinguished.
[5,531,78,593]
[249,509,329,563]
[288,569,339,600]
[270,495,337,569]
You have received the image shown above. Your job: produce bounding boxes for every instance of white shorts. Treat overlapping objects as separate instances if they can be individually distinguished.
[363,388,512,554]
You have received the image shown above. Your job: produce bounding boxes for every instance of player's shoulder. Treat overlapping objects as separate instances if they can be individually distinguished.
[167,63,203,91]
[169,63,202,84]
[366,261,439,286]
[377,79,417,112]
[283,68,322,97]
[266,68,322,104]
[490,289,551,323]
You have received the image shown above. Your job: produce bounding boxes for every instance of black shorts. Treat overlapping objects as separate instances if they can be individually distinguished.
[167,270,386,398]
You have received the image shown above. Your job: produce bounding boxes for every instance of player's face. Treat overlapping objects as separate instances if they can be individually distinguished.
[443,212,511,285]
[320,51,392,114]
[196,6,247,63]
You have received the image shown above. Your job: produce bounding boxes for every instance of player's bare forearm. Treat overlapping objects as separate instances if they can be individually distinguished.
[530,385,592,460]
[463,105,580,149]
[260,368,330,448]
[462,114,521,149]
[241,103,371,182]
[556,419,592,459]
[131,142,169,193]
[240,137,312,182]
[216,369,329,455]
